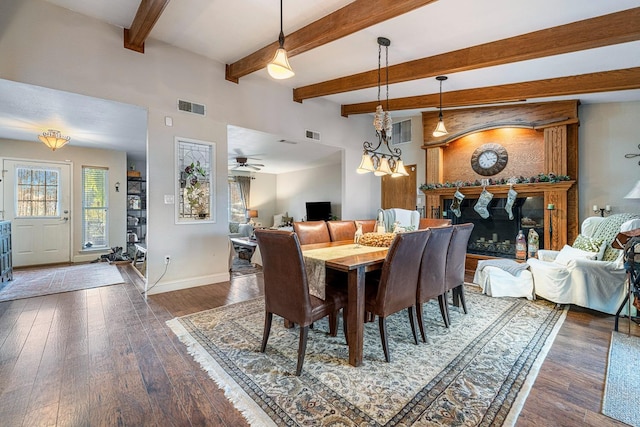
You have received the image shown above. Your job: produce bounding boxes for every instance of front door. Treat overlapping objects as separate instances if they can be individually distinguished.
[2,160,71,266]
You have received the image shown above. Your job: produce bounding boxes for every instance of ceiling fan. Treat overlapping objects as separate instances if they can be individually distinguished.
[231,156,265,171]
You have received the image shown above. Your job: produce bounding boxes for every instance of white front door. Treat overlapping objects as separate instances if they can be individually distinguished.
[2,160,71,266]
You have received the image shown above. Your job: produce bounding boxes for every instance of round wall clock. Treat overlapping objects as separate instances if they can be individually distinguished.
[470,143,508,176]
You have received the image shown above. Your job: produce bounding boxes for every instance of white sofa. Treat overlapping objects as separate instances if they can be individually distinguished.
[228,222,254,238]
[528,213,640,314]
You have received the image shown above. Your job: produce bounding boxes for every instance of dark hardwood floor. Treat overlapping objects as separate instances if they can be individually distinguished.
[0,264,635,426]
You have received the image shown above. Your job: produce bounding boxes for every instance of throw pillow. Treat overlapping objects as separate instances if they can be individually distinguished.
[554,245,598,266]
[229,222,240,233]
[572,234,605,260]
[273,213,284,228]
[282,216,293,226]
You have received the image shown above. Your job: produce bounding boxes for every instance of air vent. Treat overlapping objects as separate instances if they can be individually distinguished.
[177,99,206,116]
[305,130,321,141]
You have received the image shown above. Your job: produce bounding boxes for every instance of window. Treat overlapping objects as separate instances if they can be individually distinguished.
[82,167,108,248]
[15,166,60,217]
[391,118,412,145]
[228,177,246,223]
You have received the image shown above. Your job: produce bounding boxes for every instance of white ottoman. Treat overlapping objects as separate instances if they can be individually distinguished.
[473,259,534,300]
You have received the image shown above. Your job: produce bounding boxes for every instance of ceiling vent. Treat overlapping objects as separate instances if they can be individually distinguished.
[305,130,321,141]
[178,99,206,116]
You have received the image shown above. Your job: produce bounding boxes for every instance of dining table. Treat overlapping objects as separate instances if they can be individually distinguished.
[301,240,389,367]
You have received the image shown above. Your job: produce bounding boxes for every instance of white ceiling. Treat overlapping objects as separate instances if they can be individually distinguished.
[2,0,639,170]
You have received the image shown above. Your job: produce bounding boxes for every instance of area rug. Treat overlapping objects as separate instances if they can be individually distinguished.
[602,331,640,426]
[0,262,125,302]
[167,286,567,426]
[231,256,262,277]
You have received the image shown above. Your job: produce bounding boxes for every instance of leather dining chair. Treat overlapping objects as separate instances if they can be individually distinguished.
[418,218,452,229]
[365,229,429,362]
[293,221,331,245]
[417,226,454,341]
[444,223,475,319]
[327,220,357,242]
[254,229,347,376]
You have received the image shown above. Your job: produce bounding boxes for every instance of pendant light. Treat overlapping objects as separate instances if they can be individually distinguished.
[433,75,448,137]
[267,0,294,80]
[356,37,409,178]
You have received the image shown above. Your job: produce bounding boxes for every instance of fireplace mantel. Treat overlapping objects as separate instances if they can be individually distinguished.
[421,100,579,260]
[422,181,575,252]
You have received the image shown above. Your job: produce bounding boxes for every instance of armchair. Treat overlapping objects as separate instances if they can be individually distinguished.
[528,213,640,314]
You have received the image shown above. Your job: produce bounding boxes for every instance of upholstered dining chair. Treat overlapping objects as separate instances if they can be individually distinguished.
[417,226,454,341]
[327,220,357,241]
[444,223,475,320]
[365,229,429,362]
[356,219,377,233]
[293,221,331,245]
[254,229,347,376]
[418,218,452,229]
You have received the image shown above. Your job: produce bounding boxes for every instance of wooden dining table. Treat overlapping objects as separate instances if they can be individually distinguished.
[301,240,389,367]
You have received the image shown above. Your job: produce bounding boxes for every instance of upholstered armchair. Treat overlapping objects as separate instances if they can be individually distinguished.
[528,213,640,314]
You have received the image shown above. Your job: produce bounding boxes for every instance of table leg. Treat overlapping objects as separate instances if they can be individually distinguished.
[347,266,365,367]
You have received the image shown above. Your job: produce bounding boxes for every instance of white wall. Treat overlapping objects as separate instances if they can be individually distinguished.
[0,139,127,262]
[276,163,342,221]
[0,0,378,293]
[248,173,277,227]
[579,101,640,221]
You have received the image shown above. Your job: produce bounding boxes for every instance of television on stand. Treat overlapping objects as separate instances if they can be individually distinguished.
[305,201,332,221]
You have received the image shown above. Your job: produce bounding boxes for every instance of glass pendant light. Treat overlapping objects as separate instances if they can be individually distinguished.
[433,76,449,137]
[267,0,294,79]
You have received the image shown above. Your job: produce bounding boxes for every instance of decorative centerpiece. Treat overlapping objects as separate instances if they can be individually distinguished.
[359,232,396,248]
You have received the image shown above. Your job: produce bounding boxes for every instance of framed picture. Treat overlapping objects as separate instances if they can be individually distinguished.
[175,137,216,223]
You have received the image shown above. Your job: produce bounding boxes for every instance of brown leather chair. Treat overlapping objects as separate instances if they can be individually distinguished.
[327,220,356,242]
[255,229,347,376]
[418,218,452,229]
[356,219,376,233]
[417,226,454,341]
[365,229,429,362]
[444,223,475,319]
[293,221,330,245]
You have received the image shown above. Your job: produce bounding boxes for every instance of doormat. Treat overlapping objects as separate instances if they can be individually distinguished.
[0,263,124,302]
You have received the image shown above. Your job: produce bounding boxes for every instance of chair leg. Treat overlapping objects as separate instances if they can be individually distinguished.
[416,302,426,343]
[378,316,391,363]
[296,325,309,376]
[342,307,348,345]
[329,311,338,336]
[457,285,468,314]
[260,312,273,353]
[407,306,418,345]
[437,294,450,328]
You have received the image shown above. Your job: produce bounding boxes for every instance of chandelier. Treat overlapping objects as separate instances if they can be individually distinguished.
[356,37,409,178]
[38,129,70,151]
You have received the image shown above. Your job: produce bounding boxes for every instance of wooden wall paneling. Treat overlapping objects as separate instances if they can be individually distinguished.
[422,100,579,146]
[425,147,443,217]
[544,126,568,175]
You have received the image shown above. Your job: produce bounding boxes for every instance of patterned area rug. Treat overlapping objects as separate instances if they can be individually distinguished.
[0,263,124,302]
[167,286,566,426]
[602,331,640,426]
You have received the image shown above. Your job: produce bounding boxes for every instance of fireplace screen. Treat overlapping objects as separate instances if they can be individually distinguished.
[445,196,545,259]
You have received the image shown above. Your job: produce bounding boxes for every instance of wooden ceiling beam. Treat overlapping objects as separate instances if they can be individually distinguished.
[340,68,640,116]
[225,0,438,83]
[124,0,171,53]
[297,7,640,102]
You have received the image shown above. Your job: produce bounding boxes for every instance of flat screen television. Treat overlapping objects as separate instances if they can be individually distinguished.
[306,201,332,221]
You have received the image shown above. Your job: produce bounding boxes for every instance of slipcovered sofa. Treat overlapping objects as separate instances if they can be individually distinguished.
[528,213,640,314]
[228,222,254,238]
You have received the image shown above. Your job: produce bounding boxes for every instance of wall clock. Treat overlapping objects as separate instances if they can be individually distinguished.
[470,143,508,176]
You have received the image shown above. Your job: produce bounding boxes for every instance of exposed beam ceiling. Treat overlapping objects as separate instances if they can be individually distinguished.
[225,0,438,83]
[124,0,171,53]
[341,68,640,116]
[295,7,640,103]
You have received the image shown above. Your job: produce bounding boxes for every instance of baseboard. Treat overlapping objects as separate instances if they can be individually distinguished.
[144,271,231,295]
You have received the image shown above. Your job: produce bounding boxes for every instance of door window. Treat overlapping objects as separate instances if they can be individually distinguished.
[15,166,60,217]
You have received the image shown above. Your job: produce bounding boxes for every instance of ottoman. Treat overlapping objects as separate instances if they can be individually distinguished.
[473,259,534,300]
